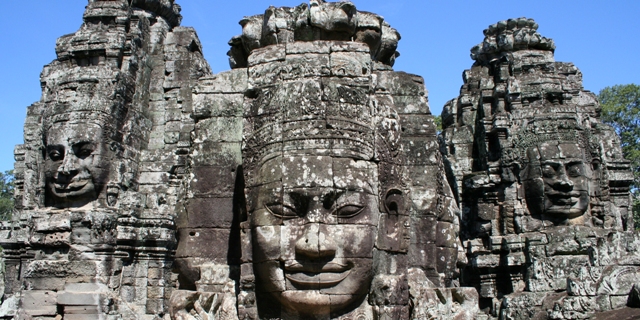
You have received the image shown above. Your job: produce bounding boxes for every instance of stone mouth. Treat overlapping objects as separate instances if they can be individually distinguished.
[547,191,582,205]
[53,179,90,192]
[284,262,351,289]
[285,270,351,289]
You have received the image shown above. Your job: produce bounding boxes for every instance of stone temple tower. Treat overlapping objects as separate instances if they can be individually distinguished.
[2,0,211,318]
[1,2,638,320]
[0,1,476,319]
[440,17,640,319]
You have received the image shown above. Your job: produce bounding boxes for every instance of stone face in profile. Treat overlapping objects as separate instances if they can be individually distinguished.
[44,121,109,208]
[251,156,377,316]
[523,142,591,224]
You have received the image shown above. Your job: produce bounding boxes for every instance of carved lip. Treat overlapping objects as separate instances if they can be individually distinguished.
[547,191,581,205]
[284,262,351,288]
[53,179,90,192]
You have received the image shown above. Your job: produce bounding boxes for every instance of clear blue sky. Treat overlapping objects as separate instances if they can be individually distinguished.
[0,1,638,172]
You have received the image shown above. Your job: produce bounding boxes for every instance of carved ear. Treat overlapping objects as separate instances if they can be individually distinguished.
[384,188,404,215]
[377,188,409,253]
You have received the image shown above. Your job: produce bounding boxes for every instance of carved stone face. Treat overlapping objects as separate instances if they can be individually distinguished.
[44,121,109,207]
[250,156,378,316]
[524,142,590,222]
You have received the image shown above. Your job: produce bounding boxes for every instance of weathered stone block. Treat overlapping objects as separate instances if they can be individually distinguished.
[248,44,286,67]
[30,231,71,246]
[282,53,331,79]
[190,166,237,197]
[193,116,243,143]
[282,156,334,189]
[146,298,165,314]
[21,291,57,316]
[376,71,426,96]
[330,51,371,77]
[33,212,71,232]
[409,187,439,214]
[175,228,234,263]
[286,41,331,54]
[57,292,105,306]
[191,141,242,167]
[248,60,286,87]
[436,221,457,248]
[392,95,430,114]
[370,274,409,306]
[374,305,410,320]
[400,138,440,166]
[195,70,248,94]
[321,77,370,104]
[398,114,436,137]
[193,93,244,119]
[408,243,437,271]
[182,197,235,229]
[25,260,98,279]
[137,171,170,185]
[377,214,410,253]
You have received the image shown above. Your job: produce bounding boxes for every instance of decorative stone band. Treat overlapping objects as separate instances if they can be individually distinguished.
[503,117,597,166]
[41,68,131,131]
[245,117,376,167]
[44,112,115,128]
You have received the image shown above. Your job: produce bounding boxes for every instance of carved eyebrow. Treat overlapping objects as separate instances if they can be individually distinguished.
[70,140,96,147]
[336,183,376,195]
[324,190,344,200]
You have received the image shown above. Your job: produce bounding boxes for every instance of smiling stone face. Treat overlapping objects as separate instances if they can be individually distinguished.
[250,155,378,316]
[524,142,591,223]
[44,121,110,208]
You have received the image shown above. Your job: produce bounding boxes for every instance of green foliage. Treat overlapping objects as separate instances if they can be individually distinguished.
[598,84,640,227]
[0,170,14,220]
[434,115,442,133]
[634,199,640,230]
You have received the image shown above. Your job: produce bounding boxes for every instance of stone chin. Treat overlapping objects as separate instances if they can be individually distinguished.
[279,289,365,317]
[280,291,331,315]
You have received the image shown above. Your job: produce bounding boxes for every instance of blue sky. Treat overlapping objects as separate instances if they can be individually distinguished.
[0,1,638,172]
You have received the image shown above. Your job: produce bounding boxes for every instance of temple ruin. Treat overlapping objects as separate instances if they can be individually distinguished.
[0,1,638,319]
[440,17,640,319]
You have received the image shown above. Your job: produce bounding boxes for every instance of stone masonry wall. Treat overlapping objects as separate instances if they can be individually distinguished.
[0,2,637,320]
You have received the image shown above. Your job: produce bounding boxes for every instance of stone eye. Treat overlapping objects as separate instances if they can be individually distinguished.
[334,204,364,219]
[48,148,63,161]
[541,164,556,177]
[567,164,583,177]
[77,149,93,158]
[74,143,95,159]
[265,203,298,219]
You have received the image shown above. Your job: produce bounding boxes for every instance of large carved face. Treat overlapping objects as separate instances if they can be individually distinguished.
[44,121,109,207]
[524,142,590,223]
[250,155,378,316]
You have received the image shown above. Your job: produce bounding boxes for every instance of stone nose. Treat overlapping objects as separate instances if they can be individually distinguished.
[58,150,79,175]
[303,197,332,223]
[295,223,337,260]
[553,168,574,189]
